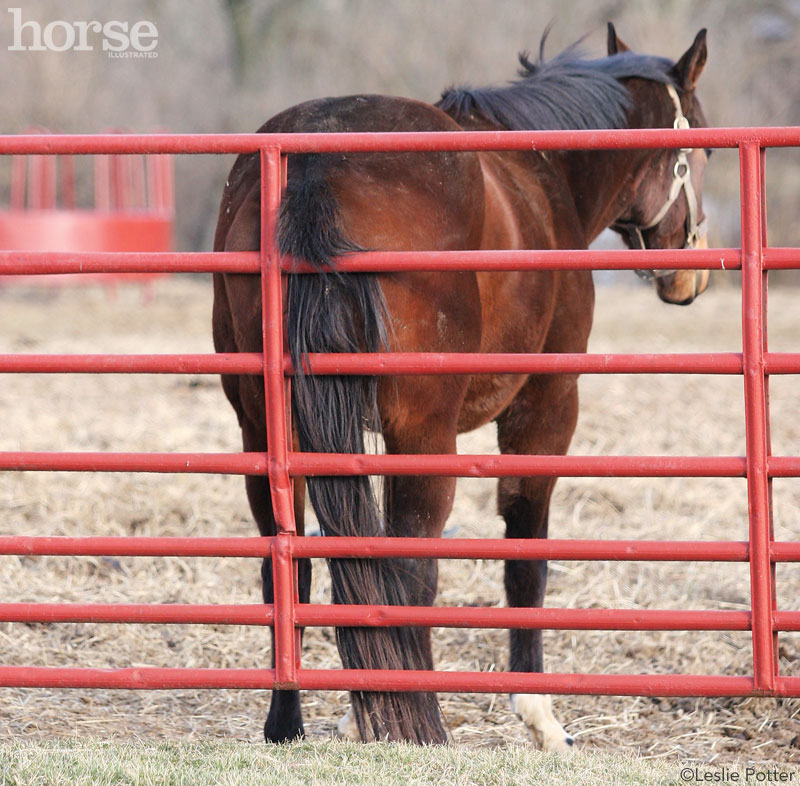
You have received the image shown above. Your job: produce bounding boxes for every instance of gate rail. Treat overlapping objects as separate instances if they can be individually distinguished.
[1,126,800,698]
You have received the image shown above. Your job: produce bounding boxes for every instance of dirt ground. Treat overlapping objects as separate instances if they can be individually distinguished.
[0,275,798,764]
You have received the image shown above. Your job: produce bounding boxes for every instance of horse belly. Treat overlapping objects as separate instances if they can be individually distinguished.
[455,271,556,433]
[457,372,529,432]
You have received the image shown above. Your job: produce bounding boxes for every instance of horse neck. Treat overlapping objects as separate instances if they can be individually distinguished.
[558,81,674,243]
[559,147,653,243]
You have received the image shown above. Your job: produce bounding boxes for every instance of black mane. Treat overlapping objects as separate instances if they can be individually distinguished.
[437,45,675,131]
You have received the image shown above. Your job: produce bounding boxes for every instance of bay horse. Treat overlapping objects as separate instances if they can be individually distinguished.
[212,24,710,750]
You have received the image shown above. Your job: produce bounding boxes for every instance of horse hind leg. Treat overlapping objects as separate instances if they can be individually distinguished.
[334,407,462,742]
[496,373,580,753]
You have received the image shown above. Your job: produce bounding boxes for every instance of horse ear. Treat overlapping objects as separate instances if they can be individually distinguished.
[607,22,631,55]
[673,29,708,91]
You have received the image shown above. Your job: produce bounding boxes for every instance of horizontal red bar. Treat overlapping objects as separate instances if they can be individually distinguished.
[295,352,745,376]
[0,247,795,277]
[310,352,800,376]
[765,354,800,374]
[4,451,800,479]
[771,542,800,562]
[0,251,258,275]
[294,605,751,631]
[284,247,740,273]
[0,353,262,375]
[283,248,741,273]
[297,670,774,697]
[763,248,800,270]
[0,602,752,632]
[290,536,750,562]
[0,451,752,477]
[0,248,736,276]
[0,451,266,474]
[0,665,774,696]
[1,127,800,156]
[0,603,273,626]
[0,665,276,690]
[767,457,800,478]
[0,352,748,376]
[0,535,752,562]
[289,453,747,478]
[4,351,799,377]
[773,611,800,631]
[0,535,274,558]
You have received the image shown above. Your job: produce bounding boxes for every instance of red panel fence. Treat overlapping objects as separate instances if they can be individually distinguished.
[1,127,800,699]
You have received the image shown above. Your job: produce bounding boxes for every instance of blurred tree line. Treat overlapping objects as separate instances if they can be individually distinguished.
[1,0,798,258]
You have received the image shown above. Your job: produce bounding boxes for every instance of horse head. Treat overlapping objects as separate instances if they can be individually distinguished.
[609,26,710,305]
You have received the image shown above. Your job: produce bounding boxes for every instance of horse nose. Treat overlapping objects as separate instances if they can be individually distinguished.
[694,268,710,297]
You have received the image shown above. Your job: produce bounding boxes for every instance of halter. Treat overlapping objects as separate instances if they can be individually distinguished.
[612,83,708,281]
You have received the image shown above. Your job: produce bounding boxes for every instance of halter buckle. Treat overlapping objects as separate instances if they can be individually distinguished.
[674,156,690,181]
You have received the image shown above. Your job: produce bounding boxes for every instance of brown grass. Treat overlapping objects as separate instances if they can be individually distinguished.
[0,276,799,763]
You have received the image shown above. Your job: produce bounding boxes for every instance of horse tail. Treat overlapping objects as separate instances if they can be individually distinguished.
[279,153,446,744]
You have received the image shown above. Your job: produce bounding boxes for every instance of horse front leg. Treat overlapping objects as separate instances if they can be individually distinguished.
[496,373,580,753]
[241,419,311,743]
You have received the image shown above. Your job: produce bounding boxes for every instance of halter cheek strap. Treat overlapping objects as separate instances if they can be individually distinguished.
[614,83,708,281]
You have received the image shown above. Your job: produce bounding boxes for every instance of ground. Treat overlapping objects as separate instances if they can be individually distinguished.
[0,275,798,765]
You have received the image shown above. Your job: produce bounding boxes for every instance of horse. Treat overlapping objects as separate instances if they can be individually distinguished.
[212,24,710,750]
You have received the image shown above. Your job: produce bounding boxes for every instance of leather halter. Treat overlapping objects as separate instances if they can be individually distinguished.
[612,83,708,281]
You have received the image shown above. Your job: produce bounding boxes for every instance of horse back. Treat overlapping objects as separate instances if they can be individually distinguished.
[213,96,489,424]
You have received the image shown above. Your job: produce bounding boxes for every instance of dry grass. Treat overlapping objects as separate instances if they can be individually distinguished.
[0,276,799,764]
[4,738,764,786]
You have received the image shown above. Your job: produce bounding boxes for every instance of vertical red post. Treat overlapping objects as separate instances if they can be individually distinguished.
[30,155,56,209]
[95,155,111,212]
[60,155,76,210]
[149,154,174,214]
[112,155,125,210]
[260,145,298,688]
[10,155,25,209]
[760,147,779,679]
[129,155,146,210]
[739,141,776,693]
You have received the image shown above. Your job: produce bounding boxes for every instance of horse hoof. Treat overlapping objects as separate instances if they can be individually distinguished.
[510,693,574,754]
[264,694,305,743]
[335,706,361,742]
[264,725,304,744]
[540,731,575,754]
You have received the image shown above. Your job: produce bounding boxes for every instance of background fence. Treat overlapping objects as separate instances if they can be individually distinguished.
[0,128,173,294]
[0,126,799,700]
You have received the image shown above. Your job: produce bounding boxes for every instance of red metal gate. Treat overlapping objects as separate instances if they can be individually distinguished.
[0,127,799,699]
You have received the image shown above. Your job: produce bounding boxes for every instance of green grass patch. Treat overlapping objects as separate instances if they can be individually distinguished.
[3,738,792,786]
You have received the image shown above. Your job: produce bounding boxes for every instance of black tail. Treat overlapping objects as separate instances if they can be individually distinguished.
[280,154,446,743]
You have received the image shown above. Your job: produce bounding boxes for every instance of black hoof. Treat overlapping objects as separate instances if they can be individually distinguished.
[264,690,305,743]
[264,722,305,744]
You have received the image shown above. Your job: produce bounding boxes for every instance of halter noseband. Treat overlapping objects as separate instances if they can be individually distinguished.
[613,83,708,282]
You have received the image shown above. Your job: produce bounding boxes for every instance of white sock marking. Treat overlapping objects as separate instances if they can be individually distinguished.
[510,693,574,753]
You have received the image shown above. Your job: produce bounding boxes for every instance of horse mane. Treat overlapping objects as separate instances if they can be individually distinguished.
[437,40,675,131]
